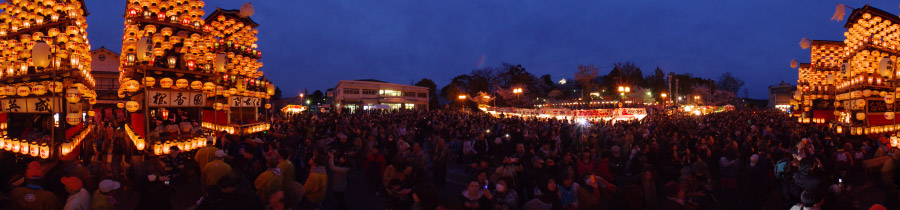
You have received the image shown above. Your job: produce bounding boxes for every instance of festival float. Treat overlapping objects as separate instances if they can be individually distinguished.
[0,0,94,160]
[797,5,900,136]
[117,0,270,156]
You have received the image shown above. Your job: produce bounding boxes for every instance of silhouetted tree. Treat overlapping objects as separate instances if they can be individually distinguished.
[415,78,440,109]
[272,86,283,101]
[716,72,745,94]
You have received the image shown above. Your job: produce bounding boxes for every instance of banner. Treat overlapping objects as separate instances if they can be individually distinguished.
[148,90,206,107]
[228,96,262,107]
[0,97,62,113]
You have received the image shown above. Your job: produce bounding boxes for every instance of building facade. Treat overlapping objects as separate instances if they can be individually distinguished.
[334,80,429,112]
[768,81,796,111]
[90,47,122,107]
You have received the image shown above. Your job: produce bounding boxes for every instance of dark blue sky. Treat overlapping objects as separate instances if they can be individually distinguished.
[84,0,900,99]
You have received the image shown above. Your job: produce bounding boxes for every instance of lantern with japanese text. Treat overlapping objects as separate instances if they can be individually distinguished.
[49,82,63,93]
[66,113,81,125]
[143,77,156,87]
[39,143,49,159]
[31,84,46,96]
[29,142,38,157]
[16,85,29,97]
[160,78,173,88]
[2,86,14,96]
[124,79,140,92]
[190,81,202,90]
[125,101,140,112]
[175,79,188,89]
[65,88,81,103]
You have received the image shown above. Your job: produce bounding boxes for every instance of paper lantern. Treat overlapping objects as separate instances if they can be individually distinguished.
[66,113,82,125]
[39,143,49,159]
[160,78,173,88]
[836,126,843,134]
[266,84,274,95]
[2,86,14,96]
[125,101,140,112]
[154,142,163,155]
[135,138,145,150]
[175,79,188,89]
[16,85,29,97]
[886,112,895,120]
[124,79,140,92]
[87,111,95,117]
[203,82,215,91]
[265,103,271,109]
[20,140,29,155]
[49,82,63,93]
[10,139,19,153]
[65,88,81,103]
[887,94,895,104]
[143,77,156,87]
[61,142,71,155]
[855,99,866,108]
[117,102,125,109]
[190,81,202,90]
[117,91,126,98]
[856,112,866,121]
[31,84,46,95]
[214,103,223,110]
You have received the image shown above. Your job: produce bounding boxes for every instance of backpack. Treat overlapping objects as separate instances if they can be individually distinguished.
[774,158,790,181]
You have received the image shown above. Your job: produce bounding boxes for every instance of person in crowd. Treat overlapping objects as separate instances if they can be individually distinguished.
[460,180,492,210]
[432,137,452,187]
[9,161,60,210]
[302,154,328,208]
[135,174,173,210]
[254,158,283,205]
[366,147,387,195]
[91,179,120,210]
[61,176,89,210]
[790,190,824,210]
[491,178,518,210]
[203,150,234,187]
[411,183,439,210]
[195,140,218,171]
[276,149,296,191]
[161,146,185,183]
[329,151,351,210]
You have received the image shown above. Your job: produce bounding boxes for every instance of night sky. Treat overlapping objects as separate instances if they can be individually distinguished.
[84,1,900,99]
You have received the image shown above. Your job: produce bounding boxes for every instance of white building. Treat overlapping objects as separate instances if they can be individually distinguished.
[768,81,796,111]
[333,79,429,112]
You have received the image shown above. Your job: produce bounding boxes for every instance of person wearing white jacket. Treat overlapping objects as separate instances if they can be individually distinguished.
[61,177,90,210]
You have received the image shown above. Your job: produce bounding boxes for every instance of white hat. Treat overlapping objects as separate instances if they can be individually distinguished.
[215,150,227,158]
[99,179,121,193]
[147,174,157,182]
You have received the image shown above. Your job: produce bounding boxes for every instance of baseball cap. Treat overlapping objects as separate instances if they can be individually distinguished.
[99,179,121,193]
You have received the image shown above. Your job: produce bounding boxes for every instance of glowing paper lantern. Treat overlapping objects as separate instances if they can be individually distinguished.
[203,82,215,91]
[143,77,156,87]
[16,85,29,97]
[2,86,14,95]
[160,78,173,88]
[31,84,46,95]
[886,112,895,120]
[65,88,81,103]
[214,103,223,110]
[887,94,895,104]
[856,112,866,121]
[39,143,49,159]
[136,37,152,61]
[124,79,140,92]
[125,101,140,112]
[88,111,95,117]
[117,102,125,109]
[175,79,188,89]
[265,103,271,109]
[49,82,63,93]
[66,113,81,125]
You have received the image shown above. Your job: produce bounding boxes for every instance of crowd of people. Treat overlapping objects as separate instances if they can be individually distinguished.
[0,108,897,210]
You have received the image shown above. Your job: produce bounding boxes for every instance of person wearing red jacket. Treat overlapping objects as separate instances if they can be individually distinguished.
[366,147,387,195]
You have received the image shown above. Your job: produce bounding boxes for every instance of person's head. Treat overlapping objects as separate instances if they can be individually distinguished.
[664,181,683,199]
[798,157,817,175]
[389,179,403,191]
[61,177,82,194]
[545,179,557,192]
[561,173,574,187]
[309,154,327,167]
[476,171,488,183]
[495,178,510,193]
[516,143,525,153]
[278,149,290,161]
[467,180,482,193]
[412,183,438,209]
[800,190,824,207]
[169,146,180,156]
[99,179,121,194]
[215,150,226,160]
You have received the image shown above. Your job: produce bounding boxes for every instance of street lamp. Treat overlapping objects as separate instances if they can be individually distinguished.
[513,88,523,107]
[458,95,467,110]
[617,86,630,107]
[661,93,668,106]
[694,95,701,104]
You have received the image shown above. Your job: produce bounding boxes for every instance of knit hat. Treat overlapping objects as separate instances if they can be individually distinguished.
[25,161,42,178]
[215,150,226,158]
[60,177,82,192]
[99,179,121,193]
